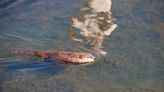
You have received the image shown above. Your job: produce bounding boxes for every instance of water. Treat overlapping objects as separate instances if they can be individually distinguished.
[0,0,164,92]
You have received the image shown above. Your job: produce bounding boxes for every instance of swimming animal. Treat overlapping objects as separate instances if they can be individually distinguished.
[11,49,95,64]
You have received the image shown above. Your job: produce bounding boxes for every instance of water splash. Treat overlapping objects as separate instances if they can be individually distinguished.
[68,0,117,55]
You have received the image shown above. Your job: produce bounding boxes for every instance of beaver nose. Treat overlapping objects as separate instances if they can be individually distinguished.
[91,55,95,59]
[90,55,95,61]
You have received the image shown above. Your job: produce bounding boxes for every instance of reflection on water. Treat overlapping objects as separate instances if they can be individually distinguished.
[0,0,164,92]
[68,0,117,55]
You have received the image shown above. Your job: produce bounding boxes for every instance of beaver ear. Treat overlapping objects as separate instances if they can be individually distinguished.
[79,55,83,59]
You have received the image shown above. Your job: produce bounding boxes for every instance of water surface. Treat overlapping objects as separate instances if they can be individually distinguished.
[0,0,164,92]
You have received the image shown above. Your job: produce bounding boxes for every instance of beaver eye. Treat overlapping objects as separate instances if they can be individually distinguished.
[79,55,83,59]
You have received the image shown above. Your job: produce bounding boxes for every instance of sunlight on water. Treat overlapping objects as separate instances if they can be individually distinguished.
[68,0,117,56]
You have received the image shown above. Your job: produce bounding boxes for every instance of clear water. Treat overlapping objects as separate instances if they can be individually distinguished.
[0,0,163,92]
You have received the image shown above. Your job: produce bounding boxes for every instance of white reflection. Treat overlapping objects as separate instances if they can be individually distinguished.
[69,0,117,55]
[90,0,112,13]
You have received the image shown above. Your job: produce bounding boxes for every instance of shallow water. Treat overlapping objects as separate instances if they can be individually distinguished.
[0,0,164,92]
